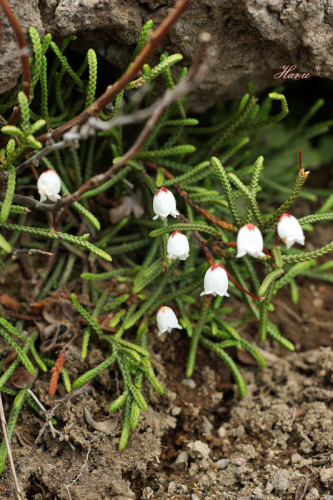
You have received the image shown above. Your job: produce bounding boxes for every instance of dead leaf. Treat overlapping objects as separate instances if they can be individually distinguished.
[11,367,38,388]
[2,350,19,372]
[109,190,145,224]
[15,430,34,450]
[97,313,117,333]
[83,406,118,433]
[40,323,69,352]
[237,347,280,367]
[0,293,21,311]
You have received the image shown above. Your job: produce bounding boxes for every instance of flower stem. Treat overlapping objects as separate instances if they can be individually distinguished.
[224,266,264,300]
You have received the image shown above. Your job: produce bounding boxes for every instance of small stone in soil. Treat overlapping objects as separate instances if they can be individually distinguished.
[320,468,333,487]
[172,451,189,469]
[142,486,154,499]
[187,440,210,460]
[216,458,230,469]
[200,415,214,434]
[191,495,200,500]
[168,481,188,494]
[305,488,320,500]
[271,469,290,492]
[182,378,196,389]
[217,425,226,438]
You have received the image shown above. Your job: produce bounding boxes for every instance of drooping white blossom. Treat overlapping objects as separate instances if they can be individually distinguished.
[167,230,190,261]
[153,187,179,220]
[200,263,230,298]
[236,223,265,259]
[37,169,61,203]
[277,213,305,249]
[156,306,183,336]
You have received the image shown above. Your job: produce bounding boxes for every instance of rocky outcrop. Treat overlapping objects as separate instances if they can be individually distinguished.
[0,0,331,109]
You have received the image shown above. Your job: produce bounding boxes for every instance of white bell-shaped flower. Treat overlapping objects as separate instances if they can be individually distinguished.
[153,187,179,220]
[37,169,61,203]
[200,263,230,297]
[156,306,183,336]
[167,230,189,261]
[277,213,305,249]
[236,223,265,259]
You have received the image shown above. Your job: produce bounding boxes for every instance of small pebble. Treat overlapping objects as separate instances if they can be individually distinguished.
[142,486,154,500]
[217,426,226,438]
[305,488,320,500]
[265,482,273,494]
[200,415,214,434]
[168,481,188,494]
[320,468,333,487]
[191,495,200,500]
[187,440,210,460]
[182,378,196,389]
[216,459,230,469]
[271,469,290,492]
[173,451,188,469]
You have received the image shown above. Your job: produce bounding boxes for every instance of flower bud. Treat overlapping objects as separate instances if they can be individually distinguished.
[153,187,179,220]
[200,263,230,297]
[236,223,265,259]
[37,169,61,203]
[277,213,305,249]
[156,306,183,336]
[167,231,189,261]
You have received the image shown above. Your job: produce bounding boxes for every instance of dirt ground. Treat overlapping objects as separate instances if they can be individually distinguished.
[0,195,333,499]
[0,265,332,500]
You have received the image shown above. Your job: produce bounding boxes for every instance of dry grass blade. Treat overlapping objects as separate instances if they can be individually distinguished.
[0,395,23,500]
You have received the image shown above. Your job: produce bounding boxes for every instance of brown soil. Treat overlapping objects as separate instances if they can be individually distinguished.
[0,270,332,500]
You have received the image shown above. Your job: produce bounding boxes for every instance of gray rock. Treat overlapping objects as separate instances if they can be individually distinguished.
[271,469,290,492]
[2,1,333,107]
[172,451,188,469]
[167,481,188,494]
[216,458,230,470]
[0,0,44,94]
[187,440,210,461]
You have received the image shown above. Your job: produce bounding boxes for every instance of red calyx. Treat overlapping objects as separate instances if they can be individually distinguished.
[211,263,225,272]
[172,230,183,238]
[156,187,168,196]
[245,223,256,231]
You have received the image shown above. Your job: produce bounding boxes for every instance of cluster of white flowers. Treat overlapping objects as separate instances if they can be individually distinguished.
[153,187,305,336]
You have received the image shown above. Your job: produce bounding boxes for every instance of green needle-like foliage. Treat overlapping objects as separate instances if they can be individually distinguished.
[0,19,332,461]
